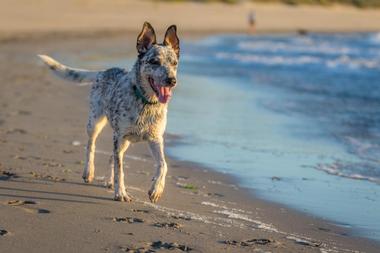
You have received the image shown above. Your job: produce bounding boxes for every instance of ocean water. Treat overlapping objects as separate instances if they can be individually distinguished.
[165,33,380,240]
[72,33,380,240]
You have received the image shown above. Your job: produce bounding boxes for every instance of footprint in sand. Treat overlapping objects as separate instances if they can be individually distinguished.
[17,110,31,116]
[206,192,224,198]
[30,171,65,182]
[6,200,50,214]
[6,128,27,134]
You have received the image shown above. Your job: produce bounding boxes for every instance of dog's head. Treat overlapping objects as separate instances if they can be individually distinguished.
[136,22,180,104]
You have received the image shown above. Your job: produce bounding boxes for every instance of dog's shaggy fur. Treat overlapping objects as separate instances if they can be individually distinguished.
[39,22,180,202]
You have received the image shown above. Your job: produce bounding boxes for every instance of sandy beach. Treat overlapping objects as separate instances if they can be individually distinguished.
[1,0,380,41]
[1,0,380,252]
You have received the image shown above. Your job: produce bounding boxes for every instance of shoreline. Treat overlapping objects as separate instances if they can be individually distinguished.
[166,135,379,242]
[1,28,380,44]
[0,31,379,252]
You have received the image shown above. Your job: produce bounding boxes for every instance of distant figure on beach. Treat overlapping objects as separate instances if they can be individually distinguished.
[297,29,309,36]
[248,10,256,33]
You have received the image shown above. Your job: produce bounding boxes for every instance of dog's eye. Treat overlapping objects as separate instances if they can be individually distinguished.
[172,60,178,66]
[148,59,160,65]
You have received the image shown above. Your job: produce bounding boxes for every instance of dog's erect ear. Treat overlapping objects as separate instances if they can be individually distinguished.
[137,22,157,55]
[163,25,180,57]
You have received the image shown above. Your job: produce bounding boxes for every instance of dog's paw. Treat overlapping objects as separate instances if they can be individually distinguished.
[113,190,132,202]
[82,175,94,183]
[82,170,94,183]
[148,178,165,203]
[104,181,114,189]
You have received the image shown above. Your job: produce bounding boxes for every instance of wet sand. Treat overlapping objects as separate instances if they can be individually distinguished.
[0,34,379,253]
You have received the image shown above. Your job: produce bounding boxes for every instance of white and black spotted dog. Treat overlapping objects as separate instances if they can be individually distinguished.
[39,22,180,202]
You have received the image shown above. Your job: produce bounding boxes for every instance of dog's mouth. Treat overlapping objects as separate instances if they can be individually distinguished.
[148,77,172,104]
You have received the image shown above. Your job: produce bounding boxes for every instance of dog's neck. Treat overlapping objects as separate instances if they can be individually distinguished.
[130,59,161,106]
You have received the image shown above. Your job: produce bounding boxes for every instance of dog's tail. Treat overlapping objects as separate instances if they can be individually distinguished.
[38,55,99,84]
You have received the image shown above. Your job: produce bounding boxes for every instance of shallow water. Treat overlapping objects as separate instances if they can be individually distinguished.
[168,33,380,240]
[72,33,380,240]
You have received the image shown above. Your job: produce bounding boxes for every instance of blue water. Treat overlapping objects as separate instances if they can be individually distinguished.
[165,33,380,240]
[72,32,380,240]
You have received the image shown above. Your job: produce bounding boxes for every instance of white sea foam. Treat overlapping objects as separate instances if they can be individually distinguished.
[345,136,380,163]
[238,41,355,55]
[286,235,321,247]
[216,52,321,66]
[369,32,380,44]
[217,51,380,71]
[326,55,380,70]
[201,201,220,208]
[201,201,252,214]
[315,162,380,184]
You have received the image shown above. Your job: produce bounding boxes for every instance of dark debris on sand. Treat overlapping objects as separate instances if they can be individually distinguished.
[37,208,50,214]
[119,245,155,253]
[1,170,18,180]
[153,222,182,229]
[151,241,192,252]
[119,241,192,253]
[171,215,191,221]
[6,199,50,214]
[222,238,272,247]
[0,229,8,236]
[7,200,37,206]
[113,217,144,224]
[131,209,149,214]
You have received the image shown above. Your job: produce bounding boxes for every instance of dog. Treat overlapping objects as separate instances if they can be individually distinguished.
[39,22,180,203]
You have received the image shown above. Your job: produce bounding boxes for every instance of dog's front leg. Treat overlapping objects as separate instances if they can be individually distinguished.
[113,136,132,202]
[148,139,167,203]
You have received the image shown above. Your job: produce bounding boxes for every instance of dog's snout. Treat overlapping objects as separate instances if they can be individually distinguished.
[166,77,176,87]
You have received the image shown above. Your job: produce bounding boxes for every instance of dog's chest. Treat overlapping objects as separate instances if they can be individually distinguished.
[118,102,167,142]
[98,70,168,142]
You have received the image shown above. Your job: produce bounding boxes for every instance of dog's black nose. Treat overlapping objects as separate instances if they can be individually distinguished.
[166,77,176,87]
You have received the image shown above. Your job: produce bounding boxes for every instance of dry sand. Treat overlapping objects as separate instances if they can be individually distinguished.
[1,0,380,41]
[0,34,379,253]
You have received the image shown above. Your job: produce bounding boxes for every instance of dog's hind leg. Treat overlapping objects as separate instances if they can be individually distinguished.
[83,115,107,183]
[148,139,167,203]
[105,154,114,189]
[113,135,132,202]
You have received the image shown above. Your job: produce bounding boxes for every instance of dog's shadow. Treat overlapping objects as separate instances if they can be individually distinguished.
[0,179,114,205]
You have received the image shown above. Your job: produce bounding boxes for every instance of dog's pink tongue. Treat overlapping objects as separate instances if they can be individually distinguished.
[159,86,171,103]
